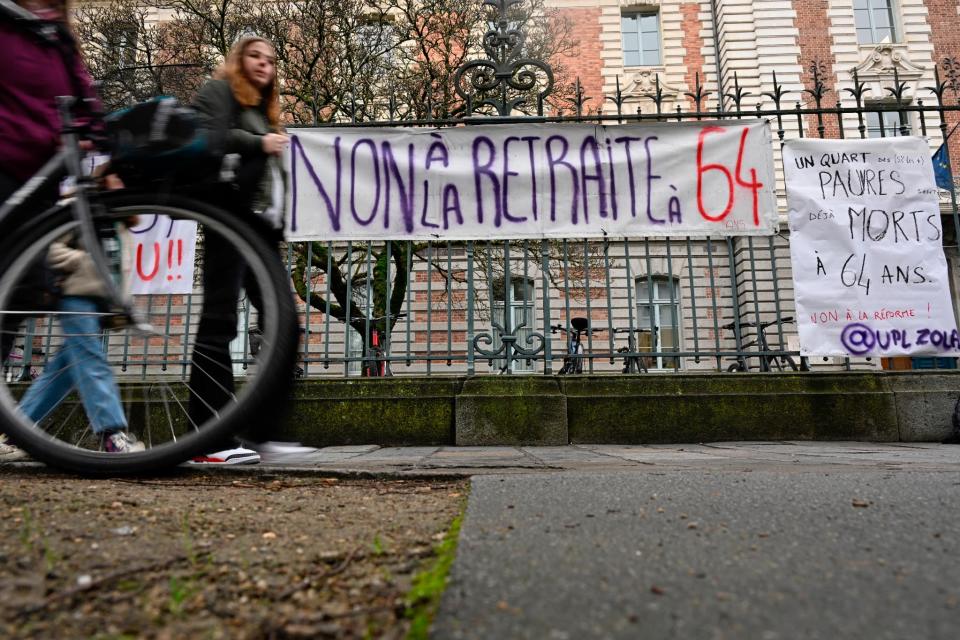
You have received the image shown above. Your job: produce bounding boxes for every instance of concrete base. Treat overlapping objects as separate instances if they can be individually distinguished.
[455,376,567,446]
[88,371,960,446]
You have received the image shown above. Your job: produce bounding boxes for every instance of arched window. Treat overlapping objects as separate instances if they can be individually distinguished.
[634,276,680,370]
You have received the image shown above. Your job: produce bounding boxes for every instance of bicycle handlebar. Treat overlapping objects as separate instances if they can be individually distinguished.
[366,312,407,323]
[550,324,607,335]
[721,317,795,331]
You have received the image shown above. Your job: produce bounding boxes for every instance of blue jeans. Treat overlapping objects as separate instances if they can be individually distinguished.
[19,296,127,433]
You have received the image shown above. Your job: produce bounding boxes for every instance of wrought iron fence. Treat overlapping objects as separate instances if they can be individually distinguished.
[8,3,960,381]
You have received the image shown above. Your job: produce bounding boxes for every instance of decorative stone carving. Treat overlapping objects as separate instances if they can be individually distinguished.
[618,69,684,114]
[850,44,926,99]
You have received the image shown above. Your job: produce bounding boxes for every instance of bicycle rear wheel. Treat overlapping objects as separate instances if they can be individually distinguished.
[0,191,297,474]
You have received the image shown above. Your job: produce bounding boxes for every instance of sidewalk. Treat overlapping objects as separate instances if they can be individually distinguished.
[241,441,960,476]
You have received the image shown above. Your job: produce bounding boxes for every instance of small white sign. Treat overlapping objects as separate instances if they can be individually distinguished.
[126,214,197,295]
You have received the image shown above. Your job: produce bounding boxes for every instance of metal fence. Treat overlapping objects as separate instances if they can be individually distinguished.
[8,18,960,381]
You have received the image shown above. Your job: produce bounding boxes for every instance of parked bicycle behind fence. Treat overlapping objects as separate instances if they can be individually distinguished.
[722,316,809,372]
[360,313,406,377]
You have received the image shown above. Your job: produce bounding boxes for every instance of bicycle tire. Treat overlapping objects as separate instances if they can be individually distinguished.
[0,191,297,474]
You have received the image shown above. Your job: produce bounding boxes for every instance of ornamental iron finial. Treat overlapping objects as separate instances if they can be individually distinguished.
[453,0,555,116]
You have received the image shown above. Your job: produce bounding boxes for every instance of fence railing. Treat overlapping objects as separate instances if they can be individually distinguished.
[7,59,960,381]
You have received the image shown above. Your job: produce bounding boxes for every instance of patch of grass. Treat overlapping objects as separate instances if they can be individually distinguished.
[167,575,199,617]
[404,512,464,640]
[18,507,59,572]
[372,534,385,556]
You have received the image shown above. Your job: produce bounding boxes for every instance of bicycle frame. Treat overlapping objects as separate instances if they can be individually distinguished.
[722,317,802,372]
[0,100,136,325]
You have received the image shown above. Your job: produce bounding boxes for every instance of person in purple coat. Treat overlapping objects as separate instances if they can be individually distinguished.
[0,0,143,459]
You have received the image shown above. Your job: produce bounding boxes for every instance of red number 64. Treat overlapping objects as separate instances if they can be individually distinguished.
[696,127,762,226]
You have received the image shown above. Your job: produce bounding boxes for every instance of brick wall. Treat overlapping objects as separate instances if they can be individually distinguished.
[924,0,960,173]
[680,2,706,110]
[793,0,841,137]
[552,7,604,113]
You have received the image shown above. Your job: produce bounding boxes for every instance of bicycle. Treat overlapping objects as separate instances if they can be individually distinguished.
[361,313,405,377]
[551,317,605,375]
[721,316,807,372]
[0,98,298,474]
[610,327,654,374]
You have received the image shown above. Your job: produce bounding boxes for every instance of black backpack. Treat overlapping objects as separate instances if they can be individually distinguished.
[105,97,221,187]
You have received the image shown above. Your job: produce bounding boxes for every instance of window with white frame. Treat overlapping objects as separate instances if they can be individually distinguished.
[854,0,896,45]
[346,289,373,376]
[621,12,661,67]
[634,276,680,370]
[491,277,536,373]
[865,107,910,138]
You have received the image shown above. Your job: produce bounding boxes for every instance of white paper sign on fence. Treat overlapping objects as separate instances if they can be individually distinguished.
[126,214,197,295]
[784,137,959,356]
[286,120,778,240]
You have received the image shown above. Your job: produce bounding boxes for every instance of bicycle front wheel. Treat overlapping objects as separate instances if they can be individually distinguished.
[0,192,298,474]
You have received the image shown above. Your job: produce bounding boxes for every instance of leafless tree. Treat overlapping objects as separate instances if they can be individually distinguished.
[74,0,589,339]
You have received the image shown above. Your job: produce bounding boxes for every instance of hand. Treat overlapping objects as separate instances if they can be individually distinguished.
[262,133,289,156]
[102,173,124,191]
[48,243,83,272]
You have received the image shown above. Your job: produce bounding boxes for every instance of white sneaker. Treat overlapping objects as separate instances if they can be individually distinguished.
[189,447,261,465]
[0,434,28,462]
[252,441,318,464]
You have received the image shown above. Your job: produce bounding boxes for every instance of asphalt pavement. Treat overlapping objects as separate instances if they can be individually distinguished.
[409,443,959,640]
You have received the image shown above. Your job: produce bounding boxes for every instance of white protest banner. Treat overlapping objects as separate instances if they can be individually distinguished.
[286,120,778,240]
[126,214,197,295]
[784,137,960,356]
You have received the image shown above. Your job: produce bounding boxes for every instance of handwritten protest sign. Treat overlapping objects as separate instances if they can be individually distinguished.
[784,137,959,356]
[126,215,197,295]
[286,121,778,240]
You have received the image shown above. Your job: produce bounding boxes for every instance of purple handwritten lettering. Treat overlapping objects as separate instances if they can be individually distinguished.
[472,136,502,226]
[502,137,526,224]
[644,136,663,224]
[350,139,380,226]
[613,136,641,219]
[522,136,541,221]
[546,135,578,223]
[580,136,608,223]
[420,180,438,229]
[443,184,463,230]
[605,138,618,221]
[290,135,342,232]
[381,141,416,233]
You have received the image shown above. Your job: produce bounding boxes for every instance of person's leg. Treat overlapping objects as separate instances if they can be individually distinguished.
[240,246,300,447]
[17,341,74,424]
[187,229,246,448]
[55,297,127,433]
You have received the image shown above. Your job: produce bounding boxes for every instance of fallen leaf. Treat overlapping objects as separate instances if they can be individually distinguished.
[262,531,278,540]
[852,498,870,508]
[650,585,665,595]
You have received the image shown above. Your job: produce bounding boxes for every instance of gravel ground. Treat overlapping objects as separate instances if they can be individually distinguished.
[0,469,466,639]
